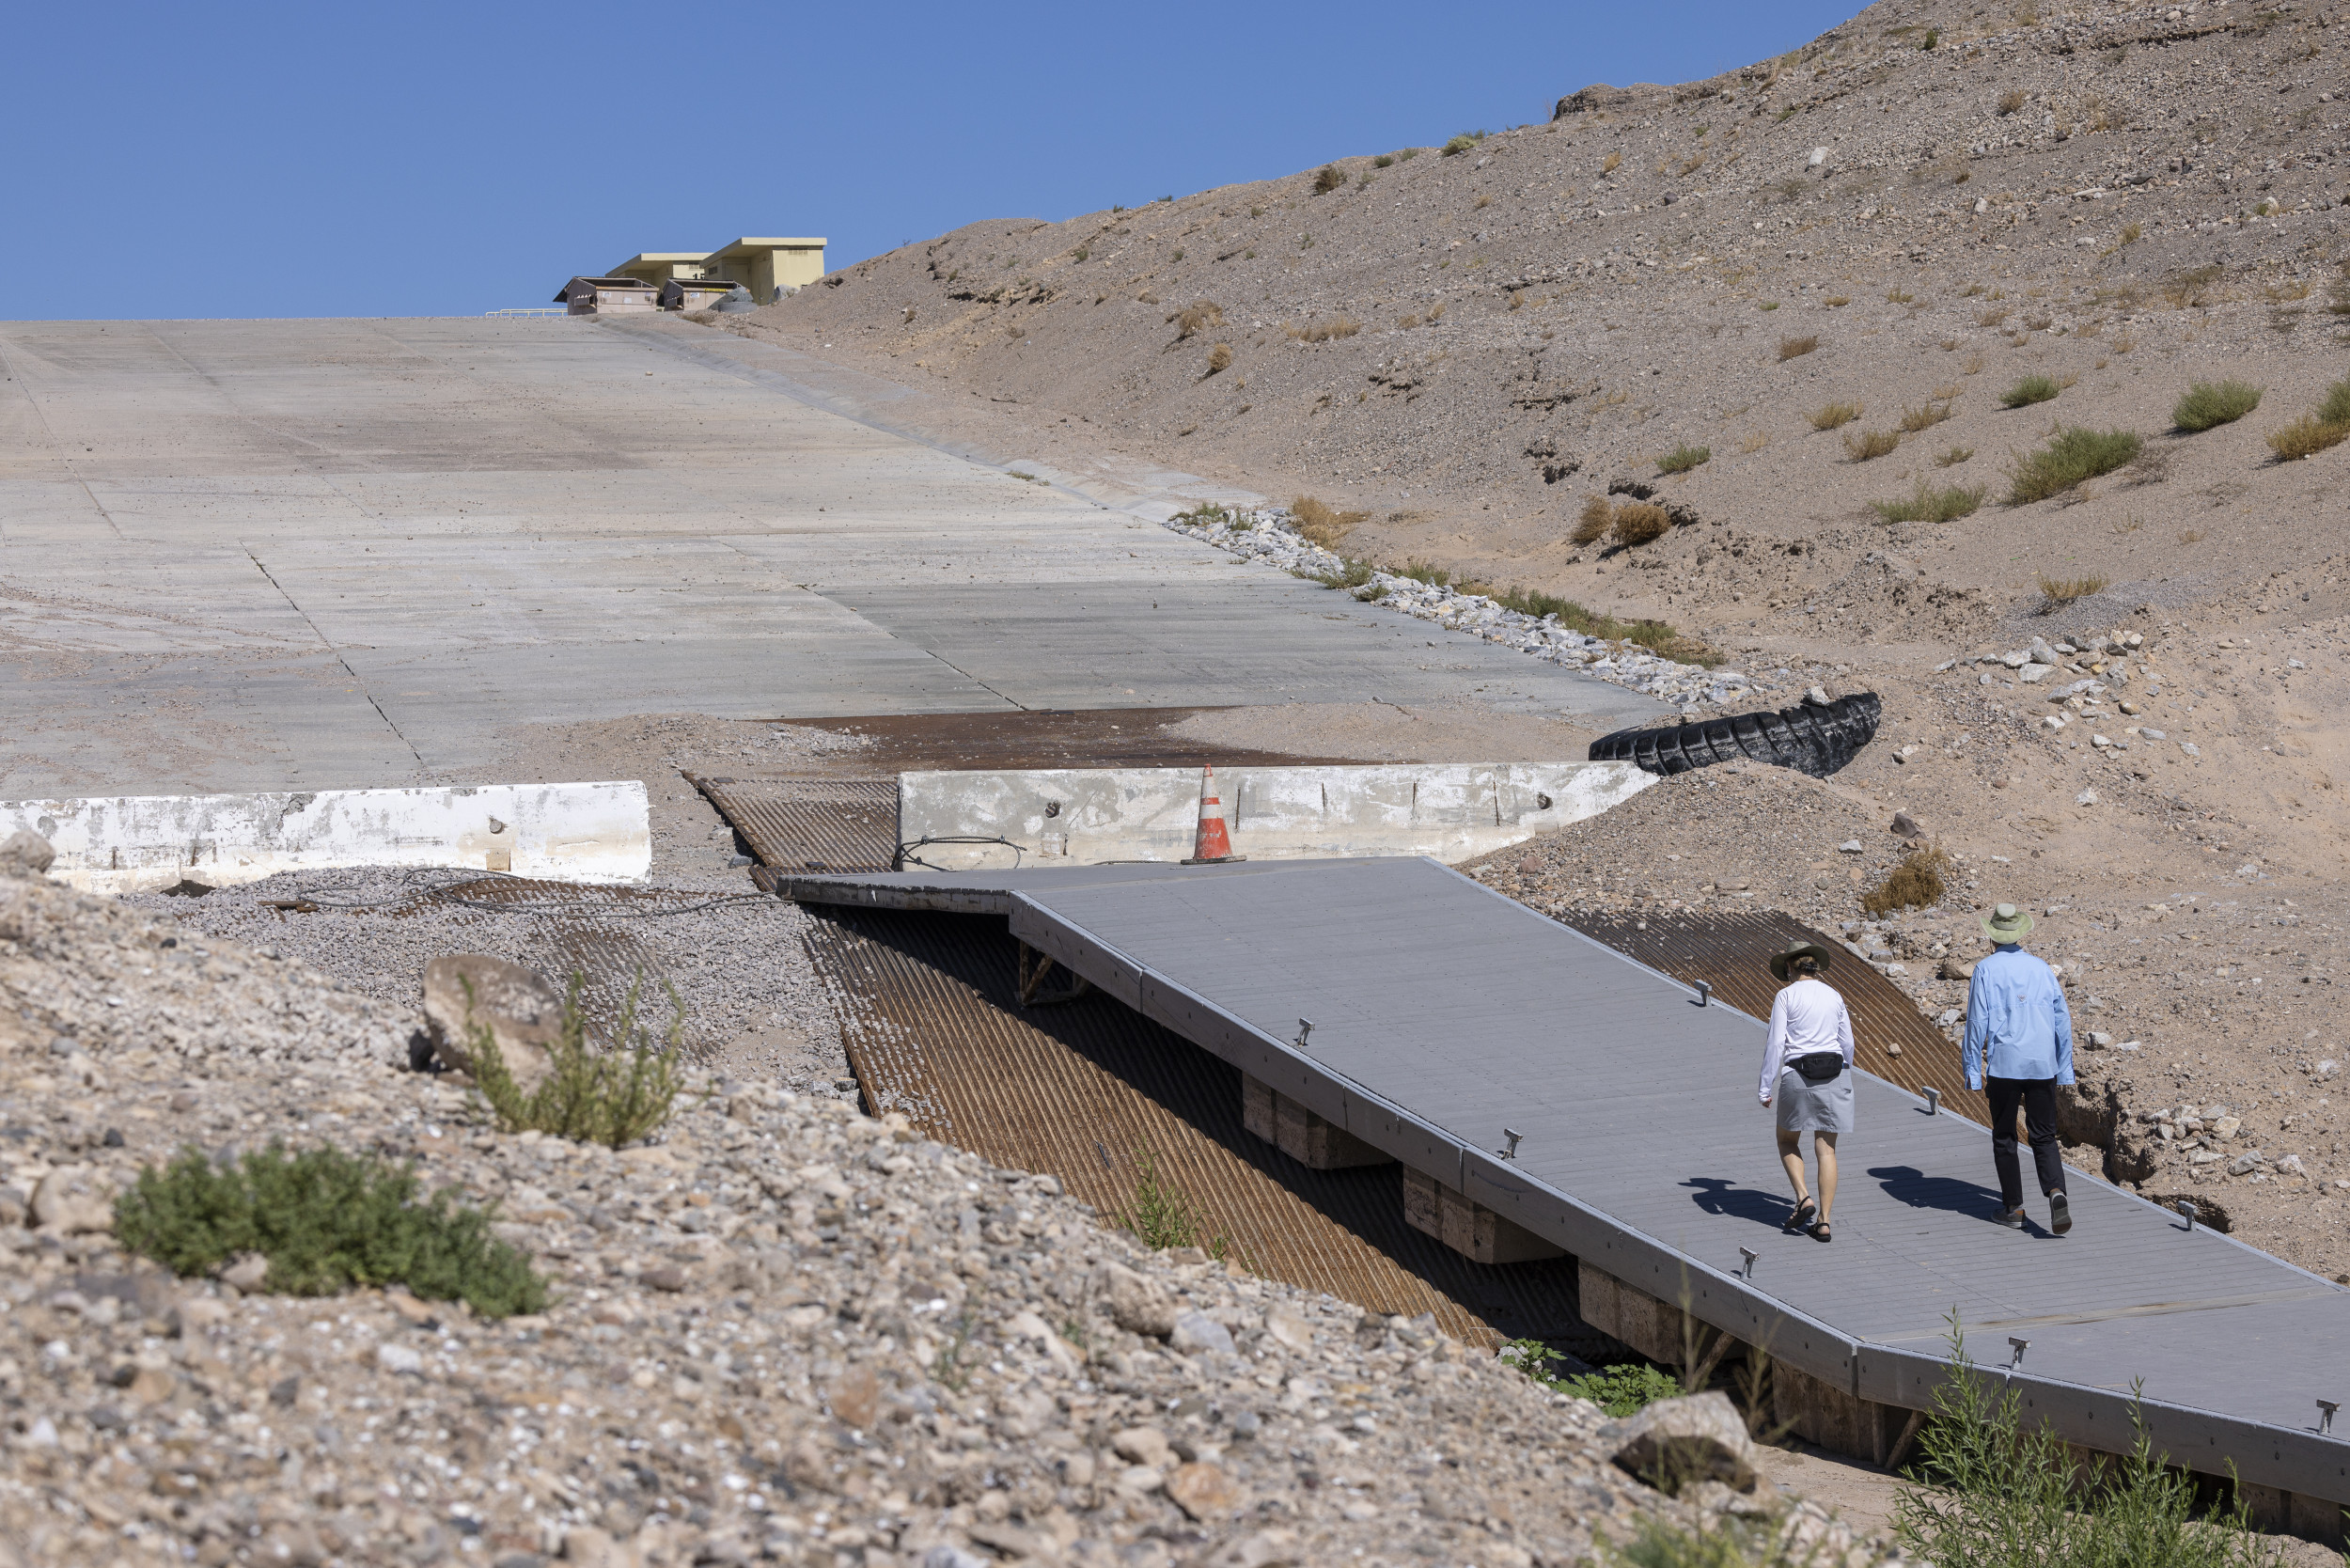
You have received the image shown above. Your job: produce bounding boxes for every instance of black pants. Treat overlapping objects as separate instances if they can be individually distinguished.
[1986,1075,2066,1211]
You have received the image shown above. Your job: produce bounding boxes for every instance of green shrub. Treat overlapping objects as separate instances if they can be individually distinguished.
[115,1144,546,1318]
[1300,557,1377,591]
[1844,428,1900,462]
[1656,443,1711,475]
[2000,374,2062,409]
[1894,1314,2281,1567]
[469,973,686,1150]
[1872,480,1987,524]
[1502,1342,1678,1418]
[2171,379,2263,431]
[1393,557,1452,587]
[2323,377,2350,426]
[1441,131,1487,156]
[2007,426,2142,503]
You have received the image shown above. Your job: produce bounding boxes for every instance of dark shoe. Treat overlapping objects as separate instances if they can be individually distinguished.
[1996,1206,2026,1229]
[1783,1199,1817,1234]
[2050,1192,2072,1235]
[1808,1219,1833,1244]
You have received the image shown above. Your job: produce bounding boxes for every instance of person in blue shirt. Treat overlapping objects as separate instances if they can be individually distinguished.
[1964,903,2075,1233]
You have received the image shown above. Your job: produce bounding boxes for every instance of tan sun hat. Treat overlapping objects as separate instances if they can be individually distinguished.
[1981,902,2035,942]
[1769,941,1836,981]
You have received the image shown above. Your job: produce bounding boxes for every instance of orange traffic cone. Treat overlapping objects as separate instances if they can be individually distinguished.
[1182,764,1246,865]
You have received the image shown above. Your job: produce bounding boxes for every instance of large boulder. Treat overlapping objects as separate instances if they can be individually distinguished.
[421,955,565,1089]
[0,830,55,880]
[1599,1390,1758,1495]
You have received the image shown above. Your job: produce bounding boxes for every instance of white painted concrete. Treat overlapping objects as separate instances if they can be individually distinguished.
[2,781,650,895]
[896,763,1654,871]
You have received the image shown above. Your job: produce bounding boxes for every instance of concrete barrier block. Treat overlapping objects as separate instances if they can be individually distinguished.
[1242,1074,1277,1144]
[1402,1167,1445,1240]
[899,761,1654,870]
[1407,1167,1565,1263]
[1274,1090,1393,1170]
[2,781,650,894]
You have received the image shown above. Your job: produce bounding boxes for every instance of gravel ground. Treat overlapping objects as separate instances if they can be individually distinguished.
[115,870,852,1093]
[0,857,1910,1568]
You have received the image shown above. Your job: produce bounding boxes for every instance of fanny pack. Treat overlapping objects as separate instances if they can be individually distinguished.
[1790,1052,1846,1085]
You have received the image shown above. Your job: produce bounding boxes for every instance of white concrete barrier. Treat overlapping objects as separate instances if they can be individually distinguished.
[896,762,1653,871]
[2,781,651,895]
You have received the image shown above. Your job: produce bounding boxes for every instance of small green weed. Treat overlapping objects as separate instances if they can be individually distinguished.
[1393,557,1452,588]
[2007,427,2141,503]
[1116,1145,1230,1258]
[1560,1360,1684,1418]
[1441,131,1488,156]
[1656,443,1711,475]
[2000,374,2062,409]
[2172,379,2263,431]
[1872,480,1986,524]
[468,973,686,1150]
[1299,557,1377,592]
[115,1143,546,1319]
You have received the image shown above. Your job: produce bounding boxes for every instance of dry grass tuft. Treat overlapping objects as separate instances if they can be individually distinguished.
[1863,845,1953,916]
[1825,295,1851,307]
[1778,335,1820,361]
[2035,571,2110,606]
[1997,88,2027,116]
[1287,315,1361,343]
[1572,494,1614,546]
[1872,479,1987,524]
[2171,379,2261,431]
[1900,401,1956,433]
[1602,151,1622,175]
[1312,164,1344,195]
[1844,429,1901,462]
[1610,502,1671,547]
[2000,374,2061,409]
[1169,301,1225,338]
[1738,431,1770,454]
[2008,427,2141,503]
[1809,400,1862,431]
[1936,445,1975,467]
[1206,343,1233,375]
[1656,443,1711,476]
[2265,378,2350,460]
[1291,495,1370,546]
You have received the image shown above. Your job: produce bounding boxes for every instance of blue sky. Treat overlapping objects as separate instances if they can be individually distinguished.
[11,1,1861,321]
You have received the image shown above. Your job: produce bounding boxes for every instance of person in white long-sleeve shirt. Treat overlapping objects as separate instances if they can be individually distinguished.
[1760,941,1856,1243]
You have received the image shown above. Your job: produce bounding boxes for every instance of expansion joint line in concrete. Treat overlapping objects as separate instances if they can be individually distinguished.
[242,547,425,774]
[0,336,126,543]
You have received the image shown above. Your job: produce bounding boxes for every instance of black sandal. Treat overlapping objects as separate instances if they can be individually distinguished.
[1783,1200,1817,1234]
[1808,1219,1833,1244]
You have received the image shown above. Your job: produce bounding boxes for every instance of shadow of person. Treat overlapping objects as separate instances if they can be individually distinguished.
[1682,1176,1799,1228]
[1871,1164,2003,1216]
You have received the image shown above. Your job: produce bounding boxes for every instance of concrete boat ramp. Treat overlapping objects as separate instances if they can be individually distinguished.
[782,855,2350,1542]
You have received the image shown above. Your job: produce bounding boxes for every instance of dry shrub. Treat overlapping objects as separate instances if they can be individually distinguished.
[1825,295,1851,307]
[1573,495,1614,545]
[1288,316,1361,343]
[2266,377,2350,460]
[1976,306,2012,327]
[1844,429,1900,462]
[1810,400,1862,431]
[1863,846,1952,915]
[1778,335,1820,361]
[1398,312,1421,329]
[1291,495,1369,546]
[1900,401,1955,432]
[2036,571,2110,606]
[2162,264,2224,308]
[1170,301,1225,338]
[1206,342,1233,374]
[1997,88,2027,116]
[1312,164,1344,195]
[1602,151,1622,175]
[1738,431,1770,454]
[1610,502,1671,548]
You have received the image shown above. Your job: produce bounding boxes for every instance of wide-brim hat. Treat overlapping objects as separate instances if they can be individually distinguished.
[1769,941,1836,981]
[1982,902,2035,942]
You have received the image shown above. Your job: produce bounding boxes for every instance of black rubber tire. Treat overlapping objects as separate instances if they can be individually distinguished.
[1589,693,1880,779]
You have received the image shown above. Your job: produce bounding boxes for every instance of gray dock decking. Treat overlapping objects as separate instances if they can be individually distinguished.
[782,855,2350,1513]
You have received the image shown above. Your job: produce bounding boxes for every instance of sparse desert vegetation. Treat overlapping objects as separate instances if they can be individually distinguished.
[1778,334,1820,361]
[1843,428,1900,462]
[2008,427,2142,503]
[2171,379,2262,431]
[1290,494,1369,545]
[2265,376,2350,460]
[1871,479,1987,524]
[1656,442,1711,475]
[1809,400,1862,430]
[2035,569,2111,605]
[1999,373,2061,409]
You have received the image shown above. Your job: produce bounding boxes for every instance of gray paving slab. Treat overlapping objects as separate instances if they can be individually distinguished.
[2,317,1660,797]
[781,856,2350,1503]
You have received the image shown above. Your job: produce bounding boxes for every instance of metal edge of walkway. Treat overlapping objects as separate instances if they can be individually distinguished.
[776,859,2350,1507]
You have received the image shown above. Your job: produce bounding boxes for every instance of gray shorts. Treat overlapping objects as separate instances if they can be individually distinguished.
[1777,1065,1854,1135]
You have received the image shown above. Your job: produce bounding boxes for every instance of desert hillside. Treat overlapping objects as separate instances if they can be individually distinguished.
[699,0,2350,1282]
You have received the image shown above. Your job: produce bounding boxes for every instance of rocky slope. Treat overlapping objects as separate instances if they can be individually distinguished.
[0,850,1909,1567]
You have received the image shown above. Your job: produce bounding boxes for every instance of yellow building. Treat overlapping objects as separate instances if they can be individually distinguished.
[607,253,716,287]
[603,240,828,303]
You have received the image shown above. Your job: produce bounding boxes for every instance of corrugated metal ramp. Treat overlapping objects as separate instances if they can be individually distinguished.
[780,855,2350,1520]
